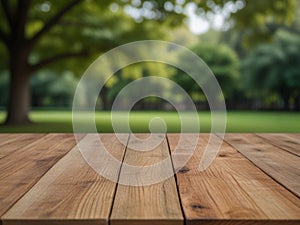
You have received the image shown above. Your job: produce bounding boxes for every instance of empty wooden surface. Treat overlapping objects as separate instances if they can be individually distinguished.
[222,133,300,197]
[257,133,300,156]
[2,134,128,225]
[0,134,46,159]
[0,134,45,159]
[0,133,299,225]
[168,134,300,225]
[0,134,84,217]
[110,134,183,225]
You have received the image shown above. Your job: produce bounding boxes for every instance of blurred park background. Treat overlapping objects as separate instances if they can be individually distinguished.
[0,0,299,132]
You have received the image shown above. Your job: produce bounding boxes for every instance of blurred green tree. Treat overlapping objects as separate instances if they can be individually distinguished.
[0,0,295,124]
[0,0,176,124]
[104,61,177,110]
[242,30,300,110]
[0,71,77,108]
[30,71,77,107]
[205,0,297,55]
[173,43,239,107]
[224,0,296,47]
[0,72,9,106]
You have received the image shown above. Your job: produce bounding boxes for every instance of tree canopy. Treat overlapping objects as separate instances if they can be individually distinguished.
[173,42,239,107]
[0,0,298,124]
[242,30,300,110]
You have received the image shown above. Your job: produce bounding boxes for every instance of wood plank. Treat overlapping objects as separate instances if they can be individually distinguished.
[0,134,46,159]
[183,221,300,225]
[2,134,128,225]
[168,134,300,225]
[223,133,300,197]
[285,133,300,140]
[110,134,183,225]
[257,133,300,156]
[0,134,21,145]
[0,133,84,217]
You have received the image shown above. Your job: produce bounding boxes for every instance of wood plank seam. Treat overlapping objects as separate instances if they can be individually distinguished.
[218,134,300,199]
[108,133,130,224]
[1,133,299,224]
[0,133,83,218]
[255,133,300,157]
[0,133,86,222]
[225,134,300,198]
[2,134,128,225]
[166,135,187,225]
[19,134,88,201]
[28,134,86,188]
[0,133,53,218]
[110,133,183,225]
[220,135,291,196]
[169,133,300,223]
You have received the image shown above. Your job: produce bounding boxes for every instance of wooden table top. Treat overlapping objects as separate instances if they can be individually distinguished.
[0,133,299,225]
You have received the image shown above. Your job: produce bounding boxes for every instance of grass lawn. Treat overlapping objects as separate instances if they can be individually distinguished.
[0,110,299,133]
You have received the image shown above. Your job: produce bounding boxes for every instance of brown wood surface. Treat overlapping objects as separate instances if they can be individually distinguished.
[0,134,46,159]
[168,134,300,225]
[0,134,84,217]
[285,133,300,140]
[0,133,299,225]
[0,134,21,147]
[2,134,128,225]
[257,133,300,156]
[222,133,300,197]
[110,134,183,225]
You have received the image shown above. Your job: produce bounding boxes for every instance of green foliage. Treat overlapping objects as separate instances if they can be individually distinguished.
[219,0,300,58]
[232,0,295,47]
[103,61,177,109]
[169,26,198,47]
[0,0,298,117]
[242,30,300,109]
[26,1,171,77]
[0,72,9,106]
[0,70,78,108]
[194,0,296,48]
[173,42,240,101]
[233,0,295,27]
[0,0,296,74]
[30,71,77,107]
[232,0,296,47]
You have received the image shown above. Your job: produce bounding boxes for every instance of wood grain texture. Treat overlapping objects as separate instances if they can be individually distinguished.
[0,134,21,147]
[285,133,300,140]
[110,134,183,225]
[2,220,104,225]
[0,134,84,217]
[2,134,128,225]
[223,133,300,197]
[257,133,300,156]
[187,220,300,225]
[1,133,300,225]
[168,134,300,225]
[0,134,46,159]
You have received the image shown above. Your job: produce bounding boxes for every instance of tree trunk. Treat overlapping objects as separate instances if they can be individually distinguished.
[100,86,110,110]
[4,55,32,125]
